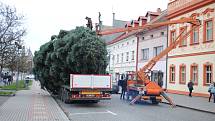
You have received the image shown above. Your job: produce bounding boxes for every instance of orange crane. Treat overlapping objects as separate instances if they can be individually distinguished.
[97,17,201,106]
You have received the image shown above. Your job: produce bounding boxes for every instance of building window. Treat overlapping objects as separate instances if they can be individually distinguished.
[142,48,149,60]
[121,53,123,63]
[190,25,199,45]
[142,36,145,40]
[150,35,153,38]
[190,64,198,85]
[179,64,186,84]
[179,27,187,47]
[161,32,164,36]
[203,63,213,85]
[112,55,115,65]
[204,19,213,42]
[153,46,163,57]
[132,40,135,43]
[126,52,129,61]
[170,30,176,45]
[131,51,135,60]
[117,54,119,63]
[169,65,175,83]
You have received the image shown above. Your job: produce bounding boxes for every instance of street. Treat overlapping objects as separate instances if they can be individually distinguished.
[57,94,215,121]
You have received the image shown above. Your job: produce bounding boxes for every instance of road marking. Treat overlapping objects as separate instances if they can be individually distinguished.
[107,110,117,116]
[69,111,109,116]
[69,110,117,116]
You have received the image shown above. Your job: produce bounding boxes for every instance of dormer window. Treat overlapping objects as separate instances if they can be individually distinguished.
[161,32,164,36]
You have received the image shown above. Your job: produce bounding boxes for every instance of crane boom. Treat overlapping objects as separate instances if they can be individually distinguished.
[97,17,200,35]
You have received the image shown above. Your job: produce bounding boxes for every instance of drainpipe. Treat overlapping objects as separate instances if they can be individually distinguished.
[165,26,168,90]
[136,35,139,73]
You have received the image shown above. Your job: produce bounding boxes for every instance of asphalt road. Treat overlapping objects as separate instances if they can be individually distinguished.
[56,94,215,121]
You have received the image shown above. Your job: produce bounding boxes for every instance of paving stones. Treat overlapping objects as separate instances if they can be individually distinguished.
[0,81,69,121]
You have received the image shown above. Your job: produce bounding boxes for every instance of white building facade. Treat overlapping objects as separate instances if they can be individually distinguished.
[107,33,137,82]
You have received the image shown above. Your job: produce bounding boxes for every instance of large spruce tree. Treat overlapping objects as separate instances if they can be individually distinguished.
[33,27,107,94]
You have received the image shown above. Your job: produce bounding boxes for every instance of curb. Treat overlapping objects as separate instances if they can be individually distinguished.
[161,101,215,114]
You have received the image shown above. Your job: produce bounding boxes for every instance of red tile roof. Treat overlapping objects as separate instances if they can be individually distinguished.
[138,16,147,21]
[146,11,160,17]
[107,31,138,45]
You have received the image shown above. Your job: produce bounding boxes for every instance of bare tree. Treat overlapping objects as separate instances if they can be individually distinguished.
[0,2,26,76]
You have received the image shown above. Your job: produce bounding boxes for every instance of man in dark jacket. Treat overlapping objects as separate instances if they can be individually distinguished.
[187,80,194,97]
[120,78,127,100]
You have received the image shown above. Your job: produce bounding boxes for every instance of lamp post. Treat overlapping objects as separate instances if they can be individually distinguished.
[15,42,22,90]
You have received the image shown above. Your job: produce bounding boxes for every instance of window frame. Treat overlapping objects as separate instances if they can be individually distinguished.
[203,63,213,86]
[179,26,187,47]
[169,65,176,84]
[179,64,186,84]
[170,29,176,45]
[190,25,199,45]
[203,18,214,43]
[190,63,198,85]
[142,48,149,60]
[121,53,123,63]
[126,52,129,61]
[131,51,135,60]
[153,46,163,57]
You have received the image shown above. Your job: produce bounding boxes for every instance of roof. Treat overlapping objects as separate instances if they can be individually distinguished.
[131,20,139,24]
[138,16,147,21]
[107,30,138,45]
[101,19,127,43]
[138,9,168,33]
[107,10,168,45]
[146,11,160,17]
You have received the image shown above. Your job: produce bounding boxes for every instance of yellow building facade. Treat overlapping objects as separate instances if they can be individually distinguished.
[167,0,215,96]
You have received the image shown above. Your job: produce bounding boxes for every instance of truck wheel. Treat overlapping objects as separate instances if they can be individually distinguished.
[152,100,159,105]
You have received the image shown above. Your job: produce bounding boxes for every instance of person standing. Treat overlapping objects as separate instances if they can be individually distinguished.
[120,78,127,100]
[187,80,194,97]
[210,83,215,103]
[208,82,214,102]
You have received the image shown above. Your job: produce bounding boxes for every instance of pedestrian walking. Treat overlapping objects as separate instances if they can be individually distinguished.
[187,80,194,97]
[210,83,215,103]
[208,82,214,102]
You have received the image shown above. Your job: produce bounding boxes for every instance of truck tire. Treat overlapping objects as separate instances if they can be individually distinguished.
[151,100,159,105]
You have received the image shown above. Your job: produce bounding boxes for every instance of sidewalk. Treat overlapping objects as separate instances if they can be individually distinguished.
[163,93,215,114]
[0,81,70,121]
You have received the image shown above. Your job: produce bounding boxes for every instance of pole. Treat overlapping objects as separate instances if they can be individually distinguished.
[16,51,19,90]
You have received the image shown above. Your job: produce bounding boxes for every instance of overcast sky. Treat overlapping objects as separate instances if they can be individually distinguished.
[1,0,169,53]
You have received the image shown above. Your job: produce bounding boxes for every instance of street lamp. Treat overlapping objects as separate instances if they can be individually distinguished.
[15,42,22,90]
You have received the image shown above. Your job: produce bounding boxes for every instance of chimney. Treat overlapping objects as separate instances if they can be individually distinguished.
[157,8,162,13]
[112,12,115,26]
